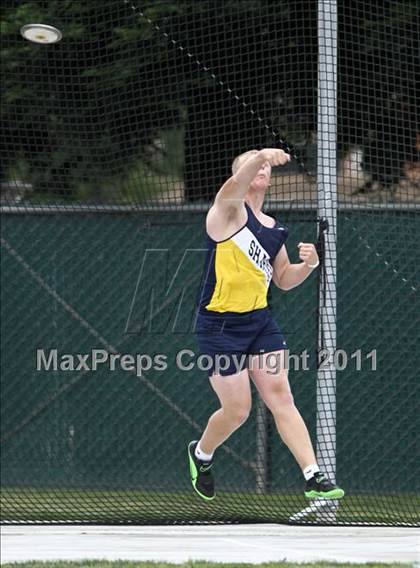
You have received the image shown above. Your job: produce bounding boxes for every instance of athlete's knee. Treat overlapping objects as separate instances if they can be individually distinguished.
[267,390,295,415]
[222,403,251,426]
[279,391,295,408]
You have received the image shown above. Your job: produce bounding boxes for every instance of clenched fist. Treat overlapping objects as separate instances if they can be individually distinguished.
[259,148,291,167]
[298,242,319,268]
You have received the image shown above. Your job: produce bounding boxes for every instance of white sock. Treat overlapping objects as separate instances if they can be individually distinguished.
[303,463,320,481]
[195,442,213,462]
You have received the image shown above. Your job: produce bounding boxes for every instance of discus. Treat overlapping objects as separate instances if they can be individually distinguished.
[20,24,62,44]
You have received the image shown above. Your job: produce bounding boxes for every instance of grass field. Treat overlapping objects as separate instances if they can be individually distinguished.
[1,488,419,525]
[0,562,414,568]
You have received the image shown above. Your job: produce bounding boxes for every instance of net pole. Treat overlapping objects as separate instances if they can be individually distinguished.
[316,0,338,519]
[255,395,268,494]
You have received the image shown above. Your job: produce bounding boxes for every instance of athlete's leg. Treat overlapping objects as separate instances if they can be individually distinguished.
[198,368,252,455]
[249,351,316,470]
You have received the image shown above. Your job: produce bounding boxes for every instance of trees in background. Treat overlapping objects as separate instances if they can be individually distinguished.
[1,0,418,201]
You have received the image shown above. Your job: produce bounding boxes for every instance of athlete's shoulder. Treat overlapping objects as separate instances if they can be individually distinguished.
[261,211,277,228]
[205,202,248,243]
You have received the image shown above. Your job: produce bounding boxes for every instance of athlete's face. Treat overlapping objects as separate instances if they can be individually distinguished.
[250,161,271,191]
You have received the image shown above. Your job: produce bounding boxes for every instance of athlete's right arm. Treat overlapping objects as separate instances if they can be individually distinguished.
[207,149,290,240]
[216,148,290,210]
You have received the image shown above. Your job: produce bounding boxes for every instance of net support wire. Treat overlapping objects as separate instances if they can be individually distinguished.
[290,0,339,524]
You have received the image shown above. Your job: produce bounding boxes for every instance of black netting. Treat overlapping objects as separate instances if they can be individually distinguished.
[1,0,419,526]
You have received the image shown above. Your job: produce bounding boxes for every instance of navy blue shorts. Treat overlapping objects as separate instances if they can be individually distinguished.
[195,307,287,377]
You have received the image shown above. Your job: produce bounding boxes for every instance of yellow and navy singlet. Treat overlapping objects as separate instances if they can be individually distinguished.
[199,203,289,314]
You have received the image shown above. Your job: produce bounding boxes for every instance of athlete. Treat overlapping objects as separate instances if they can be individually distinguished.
[188,148,345,501]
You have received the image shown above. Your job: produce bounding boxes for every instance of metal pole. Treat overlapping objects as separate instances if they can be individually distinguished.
[288,0,339,525]
[255,395,268,494]
[316,0,338,521]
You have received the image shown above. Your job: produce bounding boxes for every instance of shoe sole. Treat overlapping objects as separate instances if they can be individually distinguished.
[187,441,215,501]
[304,488,345,499]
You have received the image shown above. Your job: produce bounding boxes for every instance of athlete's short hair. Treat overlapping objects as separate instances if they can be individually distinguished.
[231,149,259,175]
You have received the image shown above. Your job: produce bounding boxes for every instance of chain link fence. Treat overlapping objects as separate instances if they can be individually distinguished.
[1,0,419,525]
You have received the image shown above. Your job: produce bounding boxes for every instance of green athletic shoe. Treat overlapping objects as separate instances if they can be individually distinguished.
[304,472,345,499]
[187,441,215,501]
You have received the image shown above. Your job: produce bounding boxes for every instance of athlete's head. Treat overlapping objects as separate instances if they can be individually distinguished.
[232,149,271,193]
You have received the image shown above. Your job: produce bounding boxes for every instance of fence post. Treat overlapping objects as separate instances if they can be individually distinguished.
[255,395,268,494]
[316,0,338,521]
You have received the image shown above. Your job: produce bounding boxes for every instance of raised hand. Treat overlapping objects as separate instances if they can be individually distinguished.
[259,148,291,167]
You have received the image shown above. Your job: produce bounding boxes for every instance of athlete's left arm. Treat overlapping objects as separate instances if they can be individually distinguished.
[272,243,319,291]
